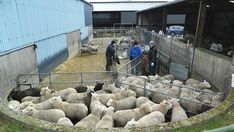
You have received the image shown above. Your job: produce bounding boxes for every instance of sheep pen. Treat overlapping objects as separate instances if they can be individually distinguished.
[2,51,231,131]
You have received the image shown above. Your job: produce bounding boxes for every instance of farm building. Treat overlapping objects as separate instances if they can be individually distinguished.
[88,0,173,27]
[0,0,234,131]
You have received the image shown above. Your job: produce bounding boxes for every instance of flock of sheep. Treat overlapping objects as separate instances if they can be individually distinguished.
[7,74,223,129]
[79,42,100,55]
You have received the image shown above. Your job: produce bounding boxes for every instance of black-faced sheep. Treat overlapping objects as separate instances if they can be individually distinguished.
[8,88,41,101]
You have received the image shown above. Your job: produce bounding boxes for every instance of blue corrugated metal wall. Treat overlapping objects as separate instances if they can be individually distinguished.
[35,34,68,73]
[80,26,89,44]
[0,0,86,53]
[0,0,92,73]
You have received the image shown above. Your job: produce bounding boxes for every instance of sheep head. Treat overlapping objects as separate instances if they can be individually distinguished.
[161,100,172,111]
[21,106,35,115]
[202,80,211,88]
[124,118,139,128]
[20,100,34,110]
[169,98,180,106]
[40,86,51,96]
[49,96,62,104]
[140,102,153,114]
[106,98,114,106]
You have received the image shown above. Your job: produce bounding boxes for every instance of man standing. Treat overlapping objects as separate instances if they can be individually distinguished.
[129,40,142,74]
[148,41,158,75]
[105,40,120,71]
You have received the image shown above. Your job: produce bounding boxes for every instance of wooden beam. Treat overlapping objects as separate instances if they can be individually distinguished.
[194,0,206,47]
[162,8,167,32]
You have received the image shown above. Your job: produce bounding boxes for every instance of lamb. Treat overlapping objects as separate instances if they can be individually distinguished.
[95,107,115,129]
[20,96,59,110]
[21,96,41,103]
[90,93,108,113]
[40,86,54,102]
[57,117,74,126]
[169,98,188,122]
[186,79,211,90]
[106,96,136,111]
[89,44,99,53]
[113,102,153,127]
[124,111,165,128]
[51,96,88,121]
[65,90,92,106]
[97,89,136,105]
[21,106,65,123]
[53,87,77,100]
[8,100,20,112]
[151,100,172,115]
[75,105,105,128]
[179,88,202,114]
[80,46,92,55]
[136,97,156,108]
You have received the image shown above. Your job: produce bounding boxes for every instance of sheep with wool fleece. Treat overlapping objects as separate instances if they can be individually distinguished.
[57,117,74,126]
[106,96,136,111]
[186,79,211,90]
[136,97,156,108]
[169,98,188,122]
[95,107,115,129]
[51,96,88,121]
[21,96,41,103]
[90,92,108,113]
[20,96,59,110]
[53,87,77,100]
[124,111,165,128]
[151,100,172,115]
[198,89,215,104]
[40,86,55,102]
[75,105,105,128]
[65,90,92,106]
[113,102,153,127]
[97,89,136,105]
[101,83,124,93]
[8,100,20,112]
[21,106,65,123]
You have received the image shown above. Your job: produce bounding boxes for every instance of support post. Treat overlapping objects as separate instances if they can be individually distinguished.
[162,8,167,32]
[194,0,206,47]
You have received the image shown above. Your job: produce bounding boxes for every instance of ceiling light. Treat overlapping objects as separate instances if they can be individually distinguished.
[206,5,210,8]
[230,0,234,3]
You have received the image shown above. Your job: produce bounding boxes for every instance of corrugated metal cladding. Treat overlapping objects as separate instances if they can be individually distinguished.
[0,0,86,53]
[121,12,137,24]
[84,3,93,26]
[80,26,89,44]
[35,34,68,73]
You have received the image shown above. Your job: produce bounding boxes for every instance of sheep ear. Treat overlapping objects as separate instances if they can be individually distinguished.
[130,118,135,122]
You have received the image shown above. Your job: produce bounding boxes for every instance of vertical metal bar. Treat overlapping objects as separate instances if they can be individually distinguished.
[80,72,83,86]
[143,78,147,96]
[49,73,52,88]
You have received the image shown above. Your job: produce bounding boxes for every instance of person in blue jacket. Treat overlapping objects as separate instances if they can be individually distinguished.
[129,40,142,74]
[105,40,120,71]
[129,40,142,60]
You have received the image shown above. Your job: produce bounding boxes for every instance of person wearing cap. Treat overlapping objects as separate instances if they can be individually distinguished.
[148,40,158,75]
[105,40,120,71]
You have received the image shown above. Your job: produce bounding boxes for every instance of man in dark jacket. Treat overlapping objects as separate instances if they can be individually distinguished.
[105,40,120,71]
[148,41,158,75]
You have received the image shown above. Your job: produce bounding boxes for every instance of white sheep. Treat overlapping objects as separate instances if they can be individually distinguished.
[65,91,92,106]
[21,106,65,123]
[97,89,136,105]
[211,92,222,107]
[179,88,202,114]
[40,86,54,102]
[21,96,41,103]
[90,92,108,113]
[106,96,136,111]
[80,46,92,55]
[185,78,201,85]
[198,89,215,104]
[169,98,188,122]
[8,100,20,112]
[95,107,115,129]
[53,87,77,100]
[19,96,59,110]
[51,96,88,121]
[186,79,211,90]
[124,111,165,128]
[89,44,99,53]
[57,117,74,126]
[136,97,156,108]
[113,102,153,127]
[151,100,172,115]
[101,83,123,93]
[75,105,105,128]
